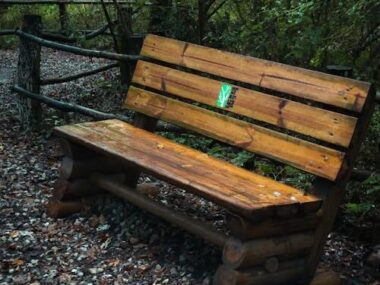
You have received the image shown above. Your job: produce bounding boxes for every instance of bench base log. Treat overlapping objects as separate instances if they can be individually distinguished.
[216,210,331,284]
[213,264,341,285]
[49,139,338,284]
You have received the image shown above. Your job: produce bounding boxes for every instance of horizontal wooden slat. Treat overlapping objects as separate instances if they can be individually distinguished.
[54,119,322,220]
[141,34,371,112]
[124,87,345,180]
[132,61,357,147]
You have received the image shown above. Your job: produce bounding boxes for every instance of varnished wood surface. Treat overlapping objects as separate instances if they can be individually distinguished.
[141,34,371,112]
[124,87,345,180]
[132,61,357,147]
[54,119,321,220]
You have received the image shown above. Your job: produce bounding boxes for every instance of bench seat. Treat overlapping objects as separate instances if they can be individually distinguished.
[54,119,322,220]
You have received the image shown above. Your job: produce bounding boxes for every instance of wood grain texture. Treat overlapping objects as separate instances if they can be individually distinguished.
[141,34,371,112]
[54,119,322,220]
[227,211,322,240]
[132,61,357,147]
[124,87,345,180]
[223,233,314,269]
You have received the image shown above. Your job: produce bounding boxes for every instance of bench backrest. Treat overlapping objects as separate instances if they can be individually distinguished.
[123,34,375,182]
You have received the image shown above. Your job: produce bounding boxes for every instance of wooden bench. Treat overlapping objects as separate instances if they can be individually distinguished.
[48,34,376,285]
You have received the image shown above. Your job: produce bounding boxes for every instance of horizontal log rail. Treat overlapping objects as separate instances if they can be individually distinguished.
[41,63,119,85]
[13,29,143,61]
[0,29,15,36]
[40,20,119,43]
[12,85,187,133]
[90,173,228,247]
[12,84,129,120]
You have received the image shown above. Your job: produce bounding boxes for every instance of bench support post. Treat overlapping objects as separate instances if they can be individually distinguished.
[213,210,342,285]
[123,113,159,187]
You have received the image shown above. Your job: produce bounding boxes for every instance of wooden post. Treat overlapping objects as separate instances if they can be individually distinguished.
[117,6,134,88]
[16,15,42,130]
[58,3,68,33]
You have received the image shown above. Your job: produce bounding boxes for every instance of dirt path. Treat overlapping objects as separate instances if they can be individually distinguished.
[0,48,377,285]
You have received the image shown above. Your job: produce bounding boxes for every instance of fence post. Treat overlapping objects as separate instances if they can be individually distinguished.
[16,15,42,130]
[117,6,134,88]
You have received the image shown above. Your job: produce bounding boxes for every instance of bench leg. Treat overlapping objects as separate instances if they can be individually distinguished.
[213,211,338,285]
[47,139,128,218]
[123,113,159,188]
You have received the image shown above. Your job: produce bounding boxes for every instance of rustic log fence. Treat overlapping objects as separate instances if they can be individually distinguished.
[1,14,183,134]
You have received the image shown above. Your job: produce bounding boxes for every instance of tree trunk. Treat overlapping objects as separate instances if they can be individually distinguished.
[59,3,68,33]
[198,0,208,44]
[16,15,42,130]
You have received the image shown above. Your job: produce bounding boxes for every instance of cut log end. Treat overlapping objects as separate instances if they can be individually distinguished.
[223,238,245,268]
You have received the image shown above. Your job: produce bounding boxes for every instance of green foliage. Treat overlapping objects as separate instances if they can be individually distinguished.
[345,175,380,220]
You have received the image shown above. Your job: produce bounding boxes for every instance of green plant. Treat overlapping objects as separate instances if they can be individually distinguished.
[344,175,380,220]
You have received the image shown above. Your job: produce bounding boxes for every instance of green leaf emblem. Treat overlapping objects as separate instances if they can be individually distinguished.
[216,83,232,108]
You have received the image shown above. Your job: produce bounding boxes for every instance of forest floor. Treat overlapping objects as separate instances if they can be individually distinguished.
[0,48,378,285]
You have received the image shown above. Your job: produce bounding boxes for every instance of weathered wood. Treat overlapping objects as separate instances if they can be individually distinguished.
[213,260,305,285]
[124,112,160,188]
[227,211,322,240]
[141,34,371,112]
[12,85,131,121]
[16,15,42,130]
[132,61,357,147]
[12,85,185,134]
[59,139,95,160]
[124,87,345,180]
[54,119,322,220]
[14,29,142,62]
[91,173,228,247]
[41,63,118,85]
[59,155,128,180]
[47,201,84,218]
[304,85,377,280]
[52,175,125,200]
[223,233,314,269]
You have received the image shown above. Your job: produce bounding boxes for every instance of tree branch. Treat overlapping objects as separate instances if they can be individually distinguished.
[208,0,228,19]
[101,0,119,52]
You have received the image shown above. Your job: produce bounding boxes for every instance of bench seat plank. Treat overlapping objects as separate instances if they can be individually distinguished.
[141,34,371,112]
[125,87,345,181]
[54,119,322,220]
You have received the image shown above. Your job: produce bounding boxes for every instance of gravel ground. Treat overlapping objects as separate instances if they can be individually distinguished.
[0,48,378,285]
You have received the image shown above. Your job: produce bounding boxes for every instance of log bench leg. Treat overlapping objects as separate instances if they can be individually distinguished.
[213,211,340,285]
[47,139,128,218]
